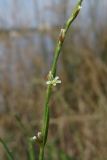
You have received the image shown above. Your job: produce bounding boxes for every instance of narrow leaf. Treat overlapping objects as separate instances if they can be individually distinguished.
[0,138,14,160]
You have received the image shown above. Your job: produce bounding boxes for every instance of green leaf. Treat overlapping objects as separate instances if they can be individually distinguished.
[0,138,14,160]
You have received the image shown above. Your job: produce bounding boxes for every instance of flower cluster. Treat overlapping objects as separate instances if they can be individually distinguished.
[46,71,61,86]
[31,132,42,144]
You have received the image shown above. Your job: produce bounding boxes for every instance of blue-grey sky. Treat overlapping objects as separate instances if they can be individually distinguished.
[0,0,107,29]
[0,0,36,28]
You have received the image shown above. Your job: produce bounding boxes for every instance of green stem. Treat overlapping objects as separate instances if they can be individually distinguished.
[39,146,44,160]
[28,138,35,160]
[39,0,83,160]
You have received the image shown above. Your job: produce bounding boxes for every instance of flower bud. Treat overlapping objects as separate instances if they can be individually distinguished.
[59,29,65,43]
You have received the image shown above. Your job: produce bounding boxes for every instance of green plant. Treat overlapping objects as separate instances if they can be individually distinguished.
[0,0,83,159]
[37,0,83,160]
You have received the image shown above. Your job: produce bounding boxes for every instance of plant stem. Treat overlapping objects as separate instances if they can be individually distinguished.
[28,138,35,160]
[39,0,83,159]
[39,146,44,160]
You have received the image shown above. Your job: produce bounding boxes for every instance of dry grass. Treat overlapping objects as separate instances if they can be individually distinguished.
[0,27,107,160]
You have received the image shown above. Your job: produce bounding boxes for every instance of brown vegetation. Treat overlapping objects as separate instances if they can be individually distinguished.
[0,1,107,159]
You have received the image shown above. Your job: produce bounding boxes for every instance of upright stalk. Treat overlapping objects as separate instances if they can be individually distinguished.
[39,0,83,159]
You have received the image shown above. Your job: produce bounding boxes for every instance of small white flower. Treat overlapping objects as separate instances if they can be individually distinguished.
[32,136,37,141]
[52,76,61,86]
[31,132,42,142]
[46,71,61,86]
[37,132,42,139]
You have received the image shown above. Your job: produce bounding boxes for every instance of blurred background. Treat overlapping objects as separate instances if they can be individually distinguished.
[0,0,107,159]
